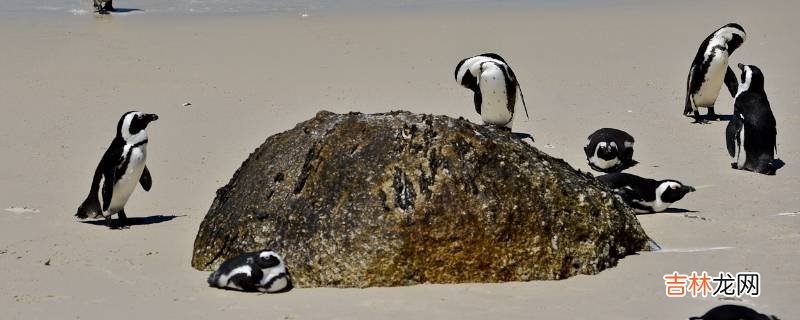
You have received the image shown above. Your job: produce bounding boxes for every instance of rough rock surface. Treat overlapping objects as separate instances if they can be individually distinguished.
[192,111,651,287]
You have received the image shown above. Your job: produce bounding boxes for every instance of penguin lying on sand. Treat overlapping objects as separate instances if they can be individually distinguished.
[76,111,158,229]
[208,250,292,293]
[597,173,695,214]
[584,128,635,172]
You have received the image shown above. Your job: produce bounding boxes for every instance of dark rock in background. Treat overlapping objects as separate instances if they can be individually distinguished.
[192,111,651,287]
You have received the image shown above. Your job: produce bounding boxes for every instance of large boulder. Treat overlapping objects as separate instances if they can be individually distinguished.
[191,111,651,287]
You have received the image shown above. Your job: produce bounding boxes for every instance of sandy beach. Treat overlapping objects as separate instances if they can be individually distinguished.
[1,0,799,318]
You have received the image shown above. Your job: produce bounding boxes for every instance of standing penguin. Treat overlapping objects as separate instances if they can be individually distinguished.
[584,128,636,172]
[208,250,292,293]
[684,23,746,123]
[726,64,778,175]
[597,173,696,214]
[76,111,159,229]
[454,53,529,131]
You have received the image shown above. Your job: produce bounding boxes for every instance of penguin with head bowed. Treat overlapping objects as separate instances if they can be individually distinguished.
[689,304,780,320]
[727,63,778,175]
[684,23,746,123]
[208,250,293,293]
[75,111,159,229]
[597,173,695,214]
[454,53,529,131]
[584,128,635,172]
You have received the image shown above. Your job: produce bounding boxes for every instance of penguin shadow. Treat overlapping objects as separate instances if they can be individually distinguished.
[512,132,535,142]
[661,208,699,214]
[773,159,786,171]
[80,214,184,228]
[619,160,639,171]
[106,8,143,13]
[716,114,735,122]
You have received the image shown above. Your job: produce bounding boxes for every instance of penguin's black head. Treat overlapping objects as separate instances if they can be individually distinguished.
[117,111,159,140]
[597,142,619,161]
[690,304,779,320]
[657,180,695,203]
[256,250,282,269]
[737,63,765,94]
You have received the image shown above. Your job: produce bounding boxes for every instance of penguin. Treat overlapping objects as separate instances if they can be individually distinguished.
[689,304,780,320]
[597,173,695,214]
[454,53,529,131]
[93,0,114,14]
[726,63,778,175]
[75,111,159,229]
[684,23,746,123]
[208,250,292,293]
[584,128,635,172]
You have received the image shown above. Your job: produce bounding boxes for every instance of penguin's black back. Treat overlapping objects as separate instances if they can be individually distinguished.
[597,173,659,202]
[690,304,778,320]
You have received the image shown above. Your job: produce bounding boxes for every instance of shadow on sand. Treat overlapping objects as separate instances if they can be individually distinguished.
[80,214,184,227]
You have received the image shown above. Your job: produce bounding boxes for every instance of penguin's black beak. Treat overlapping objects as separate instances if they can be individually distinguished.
[737,63,745,71]
[682,186,696,193]
[145,113,159,123]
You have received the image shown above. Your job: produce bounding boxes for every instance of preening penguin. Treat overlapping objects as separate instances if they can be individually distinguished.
[684,23,746,123]
[76,111,159,229]
[208,250,293,293]
[726,64,778,175]
[689,304,780,320]
[584,128,635,172]
[597,173,695,214]
[454,53,529,130]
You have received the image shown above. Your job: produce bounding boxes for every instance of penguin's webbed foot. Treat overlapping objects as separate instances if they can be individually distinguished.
[706,107,719,121]
[730,163,739,169]
[691,111,708,124]
[117,210,130,229]
[104,215,119,229]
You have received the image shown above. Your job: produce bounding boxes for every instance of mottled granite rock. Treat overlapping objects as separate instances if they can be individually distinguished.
[191,111,651,287]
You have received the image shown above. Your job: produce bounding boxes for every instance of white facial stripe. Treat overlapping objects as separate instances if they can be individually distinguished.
[623,140,634,149]
[715,27,746,43]
[121,111,148,144]
[736,66,752,98]
[650,182,682,212]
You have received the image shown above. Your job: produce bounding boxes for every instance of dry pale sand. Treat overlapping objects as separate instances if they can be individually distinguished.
[1,0,799,319]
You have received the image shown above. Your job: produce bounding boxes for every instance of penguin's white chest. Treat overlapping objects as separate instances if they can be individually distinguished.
[108,144,147,213]
[693,50,729,107]
[478,66,514,127]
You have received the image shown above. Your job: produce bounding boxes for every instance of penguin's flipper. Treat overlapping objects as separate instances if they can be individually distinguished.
[615,186,644,204]
[725,119,740,158]
[101,165,116,212]
[473,91,482,115]
[139,166,152,191]
[724,66,739,97]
